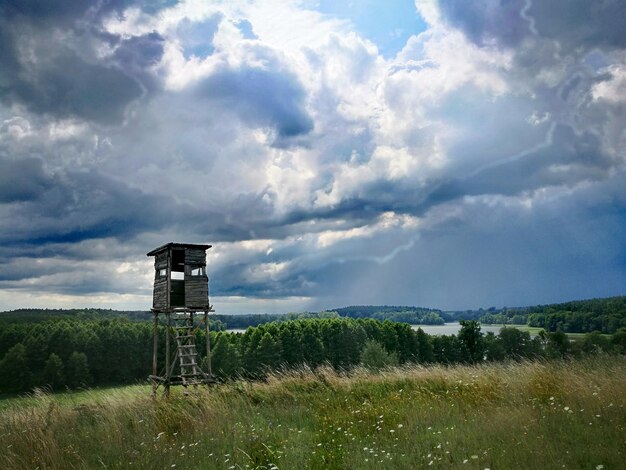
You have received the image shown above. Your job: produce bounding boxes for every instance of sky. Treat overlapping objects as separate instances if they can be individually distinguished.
[0,0,625,314]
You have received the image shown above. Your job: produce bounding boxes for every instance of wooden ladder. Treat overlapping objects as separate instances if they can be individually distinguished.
[173,314,206,387]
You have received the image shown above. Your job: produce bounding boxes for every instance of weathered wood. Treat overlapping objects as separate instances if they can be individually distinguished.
[185,248,206,265]
[146,242,214,395]
[205,310,212,377]
[165,312,171,396]
[152,278,168,309]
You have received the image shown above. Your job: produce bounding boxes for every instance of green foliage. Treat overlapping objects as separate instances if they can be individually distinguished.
[65,352,91,389]
[1,309,625,394]
[360,340,398,370]
[209,335,241,379]
[457,320,484,363]
[471,296,626,334]
[0,343,32,393]
[43,353,65,390]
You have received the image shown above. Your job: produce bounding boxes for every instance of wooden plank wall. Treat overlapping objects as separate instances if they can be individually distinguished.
[155,252,168,269]
[185,277,209,308]
[185,249,206,266]
[153,277,168,309]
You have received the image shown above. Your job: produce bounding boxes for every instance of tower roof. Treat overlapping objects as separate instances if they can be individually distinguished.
[146,242,212,257]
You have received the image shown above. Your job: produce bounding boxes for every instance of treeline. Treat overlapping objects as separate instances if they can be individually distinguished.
[455,296,626,334]
[332,306,446,324]
[2,316,625,394]
[1,305,448,330]
[0,308,151,323]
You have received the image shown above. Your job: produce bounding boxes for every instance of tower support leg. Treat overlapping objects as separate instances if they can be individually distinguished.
[205,310,212,377]
[164,311,171,397]
[152,312,158,398]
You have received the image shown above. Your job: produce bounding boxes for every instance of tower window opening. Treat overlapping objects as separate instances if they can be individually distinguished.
[191,266,205,276]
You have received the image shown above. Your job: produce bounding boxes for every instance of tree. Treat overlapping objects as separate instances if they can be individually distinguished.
[499,327,532,359]
[0,343,32,393]
[458,320,484,363]
[66,351,91,389]
[254,332,283,373]
[545,331,570,358]
[483,332,505,361]
[43,353,65,390]
[210,336,241,378]
[581,331,612,354]
[611,328,626,354]
[300,323,325,367]
[415,327,434,363]
[360,340,398,370]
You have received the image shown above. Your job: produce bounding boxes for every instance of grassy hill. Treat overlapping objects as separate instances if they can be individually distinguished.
[1,355,624,469]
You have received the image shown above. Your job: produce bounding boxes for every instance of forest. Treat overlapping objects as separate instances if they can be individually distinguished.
[1,313,624,394]
[1,305,448,329]
[455,296,626,333]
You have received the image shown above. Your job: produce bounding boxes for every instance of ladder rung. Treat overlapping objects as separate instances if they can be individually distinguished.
[179,353,198,357]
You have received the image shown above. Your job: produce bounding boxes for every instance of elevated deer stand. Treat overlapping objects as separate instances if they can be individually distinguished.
[147,243,215,396]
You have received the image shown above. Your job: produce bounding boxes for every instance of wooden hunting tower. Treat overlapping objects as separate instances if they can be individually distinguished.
[147,242,215,395]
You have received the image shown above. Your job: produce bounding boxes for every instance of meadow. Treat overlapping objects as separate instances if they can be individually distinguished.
[1,355,624,469]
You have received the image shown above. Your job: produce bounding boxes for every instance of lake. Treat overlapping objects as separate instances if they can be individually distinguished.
[412,322,506,335]
[226,323,511,336]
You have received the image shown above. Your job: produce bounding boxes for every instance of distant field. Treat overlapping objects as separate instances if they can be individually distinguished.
[1,356,624,469]
[485,324,610,338]
[484,324,545,336]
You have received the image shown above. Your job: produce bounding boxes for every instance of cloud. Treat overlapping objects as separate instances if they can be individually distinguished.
[193,60,314,140]
[0,1,170,124]
[0,0,624,312]
[0,156,51,202]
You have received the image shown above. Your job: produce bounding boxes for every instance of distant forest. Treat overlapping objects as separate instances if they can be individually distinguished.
[3,296,624,333]
[453,296,626,334]
[0,305,448,329]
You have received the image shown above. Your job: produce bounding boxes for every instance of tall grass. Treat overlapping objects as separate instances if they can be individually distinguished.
[1,356,624,469]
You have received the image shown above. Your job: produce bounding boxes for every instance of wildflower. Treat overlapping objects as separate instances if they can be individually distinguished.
[397,424,403,428]
[596,465,604,469]
[564,406,570,411]
[471,455,478,459]
[463,459,468,464]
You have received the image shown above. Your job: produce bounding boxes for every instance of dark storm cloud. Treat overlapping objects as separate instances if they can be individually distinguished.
[0,1,170,124]
[437,0,528,47]
[0,157,51,203]
[114,32,165,70]
[0,0,175,22]
[422,124,614,207]
[0,166,200,246]
[530,0,626,50]
[5,50,143,124]
[194,60,313,141]
[437,0,626,52]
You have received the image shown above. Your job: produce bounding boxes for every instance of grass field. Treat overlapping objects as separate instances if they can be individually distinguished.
[1,356,624,469]
[485,324,606,338]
